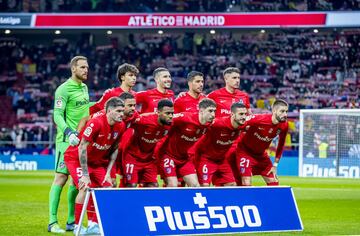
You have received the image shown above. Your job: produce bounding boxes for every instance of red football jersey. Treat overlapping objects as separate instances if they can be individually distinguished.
[126,113,170,161]
[174,92,206,113]
[90,87,136,115]
[163,112,210,160]
[65,112,125,167]
[207,88,250,117]
[194,116,242,162]
[136,88,174,113]
[239,114,288,159]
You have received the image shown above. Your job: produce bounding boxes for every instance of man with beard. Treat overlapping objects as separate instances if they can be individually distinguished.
[174,71,206,113]
[123,99,174,187]
[194,102,248,187]
[90,63,138,115]
[136,67,174,113]
[230,99,289,186]
[64,97,126,234]
[160,98,217,187]
[48,56,90,233]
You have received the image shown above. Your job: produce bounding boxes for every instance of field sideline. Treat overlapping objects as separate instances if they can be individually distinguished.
[0,171,359,235]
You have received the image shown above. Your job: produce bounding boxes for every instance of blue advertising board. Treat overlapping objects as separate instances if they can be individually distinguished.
[0,154,54,170]
[92,187,303,235]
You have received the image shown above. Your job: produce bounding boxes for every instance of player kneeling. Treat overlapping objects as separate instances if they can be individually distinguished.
[64,97,126,234]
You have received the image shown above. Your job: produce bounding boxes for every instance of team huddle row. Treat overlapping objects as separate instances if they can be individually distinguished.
[50,56,289,233]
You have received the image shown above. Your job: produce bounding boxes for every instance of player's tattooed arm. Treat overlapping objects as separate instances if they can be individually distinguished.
[78,138,90,176]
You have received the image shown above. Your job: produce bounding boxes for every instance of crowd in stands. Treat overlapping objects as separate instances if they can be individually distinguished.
[0,28,359,148]
[1,0,360,12]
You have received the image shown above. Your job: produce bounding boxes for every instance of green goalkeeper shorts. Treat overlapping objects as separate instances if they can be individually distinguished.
[55,142,70,175]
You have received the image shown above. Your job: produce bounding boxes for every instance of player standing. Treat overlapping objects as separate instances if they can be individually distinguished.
[64,97,126,234]
[48,56,90,233]
[160,98,216,187]
[123,99,174,187]
[195,102,248,186]
[230,99,289,186]
[136,67,174,113]
[207,67,251,117]
[89,63,138,115]
[174,71,206,113]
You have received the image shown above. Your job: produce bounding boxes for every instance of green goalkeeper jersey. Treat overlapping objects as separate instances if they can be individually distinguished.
[53,78,90,143]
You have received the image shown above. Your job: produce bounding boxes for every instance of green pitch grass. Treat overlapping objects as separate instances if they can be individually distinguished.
[0,171,359,235]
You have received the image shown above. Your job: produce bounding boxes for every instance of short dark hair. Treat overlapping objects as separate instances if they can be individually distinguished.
[105,97,124,112]
[157,99,173,111]
[272,99,288,108]
[223,67,240,77]
[199,98,216,110]
[118,92,135,101]
[70,56,87,68]
[231,102,247,113]
[153,67,169,79]
[187,71,204,82]
[116,63,139,82]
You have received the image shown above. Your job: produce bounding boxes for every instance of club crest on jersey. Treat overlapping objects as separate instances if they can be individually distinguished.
[126,174,132,181]
[164,130,168,135]
[196,129,200,135]
[166,167,171,174]
[276,129,281,135]
[240,167,245,174]
[231,131,235,136]
[238,99,244,104]
[202,128,207,134]
[269,128,273,134]
[59,161,65,169]
[113,132,119,139]
[156,131,160,136]
[84,127,92,137]
[55,98,63,108]
[203,174,208,181]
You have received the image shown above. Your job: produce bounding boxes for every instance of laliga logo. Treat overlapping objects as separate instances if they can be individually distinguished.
[144,193,262,232]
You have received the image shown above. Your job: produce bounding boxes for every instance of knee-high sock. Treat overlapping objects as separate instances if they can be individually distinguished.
[75,203,83,225]
[67,185,78,224]
[87,195,98,224]
[49,185,63,224]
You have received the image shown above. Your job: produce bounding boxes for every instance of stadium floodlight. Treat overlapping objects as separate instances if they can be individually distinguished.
[106,30,112,35]
[313,29,319,33]
[5,29,11,34]
[54,30,61,35]
[260,29,266,34]
[158,30,163,35]
[299,109,360,178]
[210,30,216,34]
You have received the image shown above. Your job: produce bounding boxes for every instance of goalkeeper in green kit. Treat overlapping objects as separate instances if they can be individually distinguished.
[48,56,90,233]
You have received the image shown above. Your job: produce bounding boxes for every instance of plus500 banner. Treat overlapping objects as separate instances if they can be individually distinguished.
[92,187,303,235]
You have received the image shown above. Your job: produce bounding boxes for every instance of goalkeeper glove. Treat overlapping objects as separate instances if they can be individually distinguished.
[64,128,80,146]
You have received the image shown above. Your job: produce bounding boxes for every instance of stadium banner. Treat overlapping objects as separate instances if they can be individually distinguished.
[3,12,360,29]
[0,154,54,171]
[301,158,360,178]
[91,187,303,235]
[0,13,33,28]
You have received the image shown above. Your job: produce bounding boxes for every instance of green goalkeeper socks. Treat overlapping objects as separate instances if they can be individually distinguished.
[67,185,78,224]
[49,184,63,224]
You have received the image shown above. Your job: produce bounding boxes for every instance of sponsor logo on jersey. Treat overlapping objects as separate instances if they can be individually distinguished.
[254,132,273,142]
[181,135,199,142]
[216,140,234,146]
[92,143,111,150]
